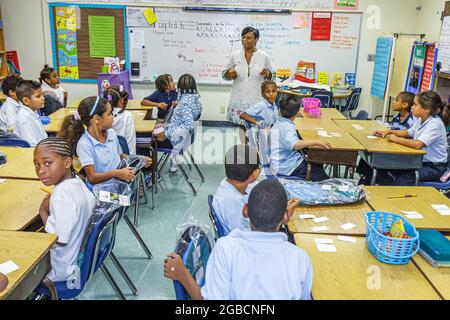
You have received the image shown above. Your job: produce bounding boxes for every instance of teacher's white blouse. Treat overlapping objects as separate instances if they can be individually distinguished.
[224,49,272,125]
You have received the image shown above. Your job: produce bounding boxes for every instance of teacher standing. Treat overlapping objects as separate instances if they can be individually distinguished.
[223,27,273,135]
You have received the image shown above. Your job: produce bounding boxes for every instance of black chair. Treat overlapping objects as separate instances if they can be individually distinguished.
[352,110,369,120]
[340,88,362,118]
[41,94,63,116]
[312,90,333,108]
[0,131,31,147]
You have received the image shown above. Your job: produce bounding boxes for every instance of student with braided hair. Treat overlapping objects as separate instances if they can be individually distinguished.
[34,137,96,283]
[154,74,202,173]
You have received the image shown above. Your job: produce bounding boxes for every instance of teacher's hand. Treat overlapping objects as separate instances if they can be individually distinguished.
[227,69,238,80]
[260,68,272,79]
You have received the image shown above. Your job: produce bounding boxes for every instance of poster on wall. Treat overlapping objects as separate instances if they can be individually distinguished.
[371,37,393,100]
[406,42,432,94]
[55,6,79,80]
[311,12,333,41]
[334,0,360,11]
[420,44,438,92]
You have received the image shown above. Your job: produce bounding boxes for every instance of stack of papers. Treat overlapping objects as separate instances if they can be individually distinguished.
[288,80,331,91]
[317,130,342,138]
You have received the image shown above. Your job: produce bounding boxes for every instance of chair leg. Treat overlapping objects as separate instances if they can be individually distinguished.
[139,173,148,205]
[182,154,192,171]
[176,158,197,196]
[123,215,153,259]
[100,265,126,300]
[134,176,141,227]
[110,253,139,296]
[415,170,420,186]
[158,153,170,172]
[188,150,205,182]
[371,169,378,186]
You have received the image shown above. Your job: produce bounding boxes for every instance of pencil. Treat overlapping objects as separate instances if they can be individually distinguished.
[40,187,52,194]
[387,194,418,199]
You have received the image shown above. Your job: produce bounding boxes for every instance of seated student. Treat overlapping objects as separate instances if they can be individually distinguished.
[154,74,202,173]
[368,91,449,185]
[390,91,416,130]
[13,80,48,147]
[141,74,177,123]
[164,179,313,300]
[0,273,7,293]
[34,137,96,283]
[58,97,150,187]
[39,65,68,108]
[269,95,331,181]
[0,75,23,131]
[239,80,278,129]
[104,87,136,155]
[214,144,299,235]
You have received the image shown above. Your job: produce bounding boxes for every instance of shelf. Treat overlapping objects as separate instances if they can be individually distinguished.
[436,71,450,81]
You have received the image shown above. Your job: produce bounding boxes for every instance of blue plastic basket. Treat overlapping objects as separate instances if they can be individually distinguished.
[365,212,420,265]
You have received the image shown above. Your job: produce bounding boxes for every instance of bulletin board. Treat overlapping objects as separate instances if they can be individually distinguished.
[48,3,128,83]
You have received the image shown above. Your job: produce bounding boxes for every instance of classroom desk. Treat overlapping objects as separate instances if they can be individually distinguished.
[352,133,426,185]
[364,186,450,232]
[0,147,37,180]
[288,201,371,236]
[45,109,156,134]
[294,119,365,179]
[299,108,347,120]
[68,99,155,111]
[412,237,450,300]
[0,231,57,300]
[333,120,389,134]
[0,179,46,231]
[294,233,441,300]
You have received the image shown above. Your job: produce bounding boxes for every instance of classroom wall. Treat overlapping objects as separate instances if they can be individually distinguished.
[0,0,432,120]
[415,0,446,42]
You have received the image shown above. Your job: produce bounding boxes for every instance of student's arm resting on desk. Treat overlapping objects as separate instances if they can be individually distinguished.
[164,253,203,300]
[386,135,425,149]
[293,139,331,150]
[373,129,410,138]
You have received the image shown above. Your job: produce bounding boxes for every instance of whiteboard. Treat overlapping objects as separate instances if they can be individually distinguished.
[128,8,362,84]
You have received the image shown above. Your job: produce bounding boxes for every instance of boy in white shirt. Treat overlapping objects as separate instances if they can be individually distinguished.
[0,75,23,131]
[165,179,312,300]
[40,65,68,107]
[13,80,48,146]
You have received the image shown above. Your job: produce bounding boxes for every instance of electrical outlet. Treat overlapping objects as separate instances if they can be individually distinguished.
[368,54,376,62]
[220,106,226,114]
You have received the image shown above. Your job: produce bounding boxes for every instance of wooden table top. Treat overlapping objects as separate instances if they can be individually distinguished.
[333,120,389,134]
[68,99,154,111]
[364,186,450,232]
[294,117,345,132]
[294,233,441,300]
[0,179,46,231]
[0,231,57,300]
[278,89,352,99]
[351,132,426,155]
[299,130,365,151]
[0,92,6,102]
[412,236,450,300]
[45,110,156,134]
[0,147,37,180]
[300,108,347,120]
[288,201,371,236]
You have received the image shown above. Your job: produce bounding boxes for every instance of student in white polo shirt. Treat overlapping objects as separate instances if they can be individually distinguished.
[372,90,449,185]
[0,75,23,131]
[164,179,313,300]
[13,80,47,146]
[34,137,96,283]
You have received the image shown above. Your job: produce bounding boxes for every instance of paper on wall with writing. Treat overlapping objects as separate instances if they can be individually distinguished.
[438,16,450,72]
[371,36,393,100]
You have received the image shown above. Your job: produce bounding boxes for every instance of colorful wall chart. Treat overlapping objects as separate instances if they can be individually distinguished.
[55,6,79,80]
[371,37,393,100]
[406,43,426,94]
[334,0,359,11]
[420,44,438,92]
[311,12,332,41]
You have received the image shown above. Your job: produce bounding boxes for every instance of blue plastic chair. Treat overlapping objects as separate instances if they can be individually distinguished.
[173,225,212,300]
[117,135,130,155]
[340,87,362,118]
[207,195,227,239]
[312,90,333,108]
[35,209,125,300]
[0,134,31,148]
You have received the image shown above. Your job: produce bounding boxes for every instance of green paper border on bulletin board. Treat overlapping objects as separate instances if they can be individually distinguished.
[88,15,116,58]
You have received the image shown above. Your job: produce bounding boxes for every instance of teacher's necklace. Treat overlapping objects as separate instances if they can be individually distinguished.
[245,47,257,77]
